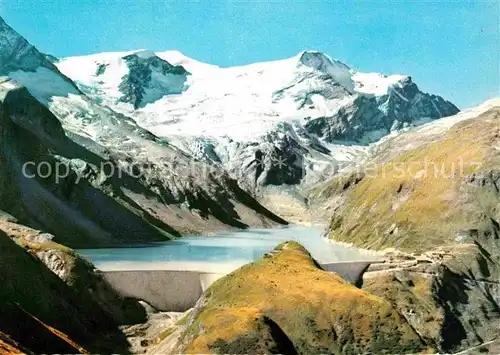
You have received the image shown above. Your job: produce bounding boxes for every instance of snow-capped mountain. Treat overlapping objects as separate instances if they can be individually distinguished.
[57,49,189,109]
[0,13,461,220]
[58,49,458,141]
[0,18,63,75]
[57,48,459,190]
[0,17,81,105]
[0,17,286,246]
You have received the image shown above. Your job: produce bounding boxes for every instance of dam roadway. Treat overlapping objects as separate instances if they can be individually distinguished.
[99,260,381,312]
[77,226,383,311]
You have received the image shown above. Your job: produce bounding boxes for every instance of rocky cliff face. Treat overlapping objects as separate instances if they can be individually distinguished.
[303,79,459,144]
[0,220,136,353]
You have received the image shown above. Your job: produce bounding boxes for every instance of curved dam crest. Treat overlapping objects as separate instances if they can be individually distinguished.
[78,226,382,311]
[100,261,379,312]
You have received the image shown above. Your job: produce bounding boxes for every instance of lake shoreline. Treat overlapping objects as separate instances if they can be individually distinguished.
[77,226,378,271]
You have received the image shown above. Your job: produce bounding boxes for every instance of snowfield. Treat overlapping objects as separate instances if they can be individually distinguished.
[4,29,461,189]
[53,49,462,188]
[57,50,408,141]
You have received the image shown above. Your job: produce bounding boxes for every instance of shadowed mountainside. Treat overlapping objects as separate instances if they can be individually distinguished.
[0,225,133,353]
[0,77,286,248]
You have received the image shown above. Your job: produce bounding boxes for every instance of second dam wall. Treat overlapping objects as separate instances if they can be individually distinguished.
[102,260,379,311]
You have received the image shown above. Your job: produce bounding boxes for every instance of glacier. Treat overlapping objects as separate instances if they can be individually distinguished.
[0,14,460,206]
[56,48,459,192]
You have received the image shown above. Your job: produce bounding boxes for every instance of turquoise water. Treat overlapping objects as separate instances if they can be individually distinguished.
[77,226,377,268]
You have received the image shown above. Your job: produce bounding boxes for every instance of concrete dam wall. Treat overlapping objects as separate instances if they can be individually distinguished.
[103,270,224,311]
[102,260,379,312]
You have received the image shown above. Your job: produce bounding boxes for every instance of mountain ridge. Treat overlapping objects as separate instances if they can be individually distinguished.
[0,13,499,355]
[0,16,287,247]
[55,47,459,193]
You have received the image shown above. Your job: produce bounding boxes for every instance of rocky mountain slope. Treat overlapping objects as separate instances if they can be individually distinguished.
[57,48,459,192]
[312,100,500,251]
[363,245,500,353]
[307,99,500,352]
[0,217,141,353]
[0,219,148,326]
[0,17,286,247]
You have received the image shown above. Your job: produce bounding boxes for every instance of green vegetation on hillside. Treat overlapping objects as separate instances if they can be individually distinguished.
[174,241,429,354]
[322,108,500,251]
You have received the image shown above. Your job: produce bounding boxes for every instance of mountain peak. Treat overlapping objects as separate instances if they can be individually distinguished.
[298,50,350,70]
[0,16,80,102]
[0,16,52,74]
[297,50,355,93]
[132,49,156,59]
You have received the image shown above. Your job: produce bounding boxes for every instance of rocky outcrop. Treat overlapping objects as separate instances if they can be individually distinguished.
[363,245,500,353]
[302,79,459,145]
[0,221,148,326]
[304,95,387,143]
[0,226,132,353]
[168,242,427,354]
[118,51,189,108]
[379,76,459,128]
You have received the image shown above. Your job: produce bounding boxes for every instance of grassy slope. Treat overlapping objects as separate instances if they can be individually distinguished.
[317,108,500,251]
[175,242,428,355]
[308,107,500,352]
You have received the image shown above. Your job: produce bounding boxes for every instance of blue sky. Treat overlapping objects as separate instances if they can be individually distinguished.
[1,0,498,108]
